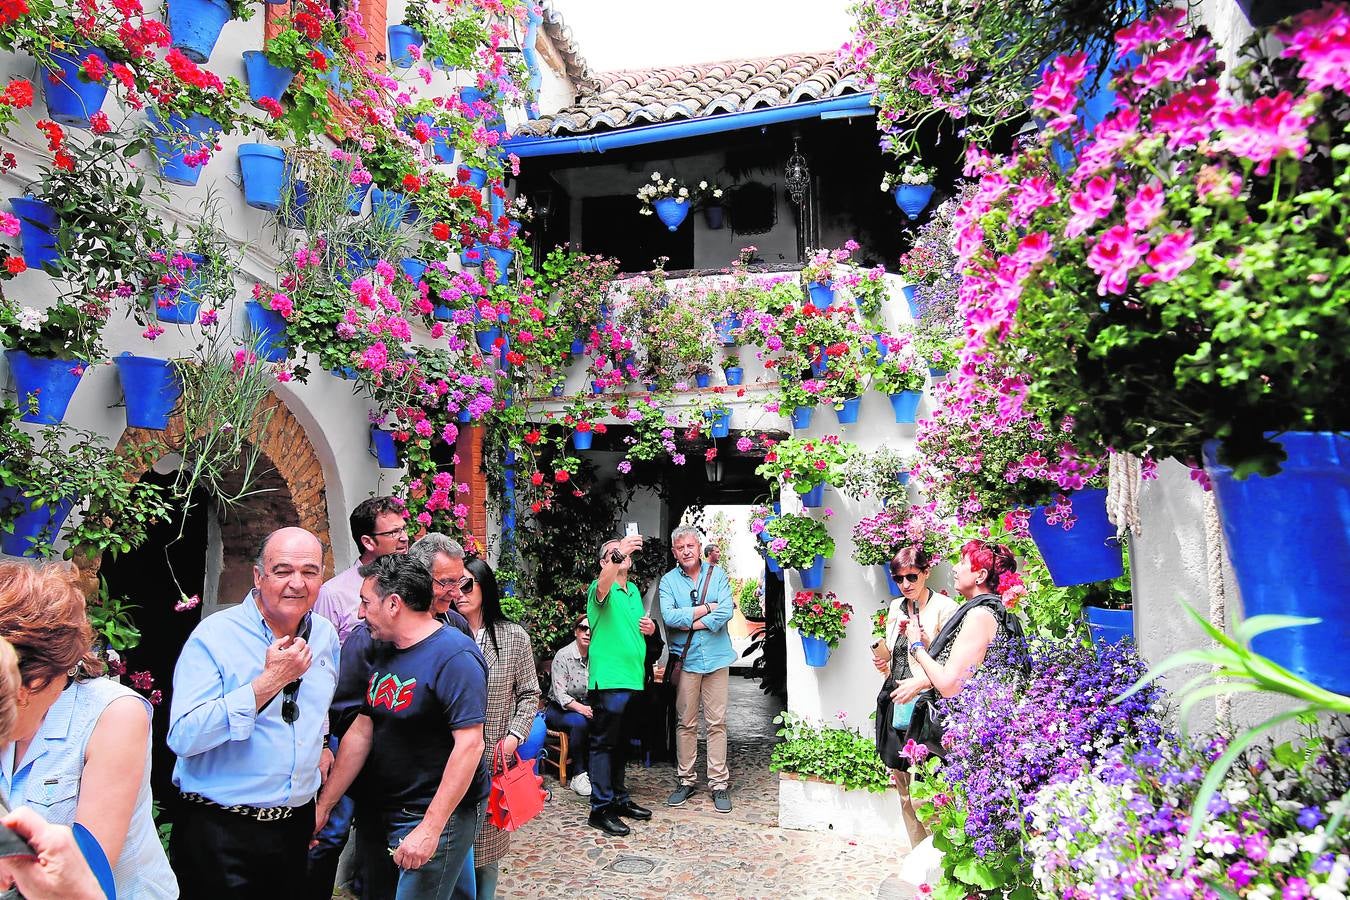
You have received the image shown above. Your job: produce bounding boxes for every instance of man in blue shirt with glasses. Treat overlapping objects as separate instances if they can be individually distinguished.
[167,526,340,898]
[658,525,735,813]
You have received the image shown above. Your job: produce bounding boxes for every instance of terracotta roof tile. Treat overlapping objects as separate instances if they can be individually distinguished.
[514,51,863,137]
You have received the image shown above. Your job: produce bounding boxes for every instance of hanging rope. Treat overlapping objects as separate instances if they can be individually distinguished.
[1106,451,1143,538]
[1202,486,1232,723]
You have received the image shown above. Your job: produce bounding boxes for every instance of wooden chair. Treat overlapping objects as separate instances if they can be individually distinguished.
[540,728,569,787]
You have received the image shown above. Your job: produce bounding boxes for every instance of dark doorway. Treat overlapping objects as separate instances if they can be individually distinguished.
[581,195,694,272]
[98,469,209,822]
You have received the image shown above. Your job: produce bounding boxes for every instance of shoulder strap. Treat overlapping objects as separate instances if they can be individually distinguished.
[677,566,715,659]
[926,594,1004,660]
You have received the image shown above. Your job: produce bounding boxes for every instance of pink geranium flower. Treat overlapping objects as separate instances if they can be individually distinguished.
[1064,174,1118,239]
[1086,225,1149,296]
[1214,92,1312,175]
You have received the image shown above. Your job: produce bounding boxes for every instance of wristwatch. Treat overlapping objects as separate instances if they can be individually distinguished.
[909,640,926,656]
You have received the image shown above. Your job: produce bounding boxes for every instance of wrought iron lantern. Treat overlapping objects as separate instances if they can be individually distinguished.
[784,137,809,205]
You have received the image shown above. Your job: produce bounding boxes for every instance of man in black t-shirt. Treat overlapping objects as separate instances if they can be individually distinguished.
[314,554,488,900]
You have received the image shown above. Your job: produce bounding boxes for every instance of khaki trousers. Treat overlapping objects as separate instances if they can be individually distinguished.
[674,667,730,789]
[893,769,928,847]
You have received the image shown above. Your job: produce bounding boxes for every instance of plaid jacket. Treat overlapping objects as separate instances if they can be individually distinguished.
[473,620,541,865]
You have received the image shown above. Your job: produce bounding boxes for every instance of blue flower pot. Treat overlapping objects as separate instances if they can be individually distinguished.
[371,188,415,229]
[369,426,399,468]
[399,258,427,284]
[590,380,604,396]
[114,354,181,430]
[475,325,501,353]
[653,197,689,231]
[798,555,825,590]
[929,367,949,379]
[892,184,935,220]
[902,284,921,319]
[167,0,232,64]
[890,391,922,424]
[485,246,514,285]
[155,251,207,323]
[433,304,454,322]
[765,554,782,577]
[704,409,731,439]
[570,337,586,356]
[242,50,294,106]
[460,247,483,267]
[1203,431,1350,695]
[791,405,814,430]
[797,482,825,508]
[694,372,711,389]
[456,408,472,423]
[431,127,455,164]
[6,351,84,424]
[704,205,724,230]
[0,488,76,558]
[807,281,834,308]
[10,196,59,270]
[43,46,109,128]
[346,246,377,272]
[873,334,890,360]
[715,315,740,345]
[459,86,486,109]
[572,429,593,450]
[149,111,220,186]
[724,367,743,386]
[489,191,506,219]
[330,366,358,380]
[881,565,902,598]
[898,471,910,486]
[282,179,311,229]
[800,633,830,667]
[464,166,488,189]
[834,397,862,425]
[347,182,371,215]
[244,300,288,362]
[1085,606,1133,647]
[550,384,565,398]
[1027,487,1123,587]
[388,24,423,67]
[238,143,287,212]
[810,349,828,378]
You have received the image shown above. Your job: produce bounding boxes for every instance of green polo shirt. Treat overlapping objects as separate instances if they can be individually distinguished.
[586,578,646,690]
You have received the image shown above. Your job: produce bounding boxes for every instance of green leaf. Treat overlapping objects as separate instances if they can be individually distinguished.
[953,858,1001,890]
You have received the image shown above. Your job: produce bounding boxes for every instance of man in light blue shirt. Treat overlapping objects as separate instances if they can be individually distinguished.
[166,526,340,898]
[658,525,736,813]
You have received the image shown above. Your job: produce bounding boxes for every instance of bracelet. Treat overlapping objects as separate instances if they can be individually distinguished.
[909,640,926,656]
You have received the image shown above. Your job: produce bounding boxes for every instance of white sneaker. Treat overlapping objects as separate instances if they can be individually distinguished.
[570,772,592,796]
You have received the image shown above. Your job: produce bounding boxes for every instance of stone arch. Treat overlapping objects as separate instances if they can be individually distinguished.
[75,390,334,588]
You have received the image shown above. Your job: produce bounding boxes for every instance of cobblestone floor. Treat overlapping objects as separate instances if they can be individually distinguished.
[494,676,914,900]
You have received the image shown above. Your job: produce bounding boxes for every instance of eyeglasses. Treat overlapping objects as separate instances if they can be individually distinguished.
[433,575,475,594]
[281,678,301,724]
[372,525,408,539]
[888,568,923,584]
[577,624,590,633]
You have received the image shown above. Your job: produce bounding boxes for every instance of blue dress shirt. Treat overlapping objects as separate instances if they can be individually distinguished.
[168,593,339,808]
[658,563,736,674]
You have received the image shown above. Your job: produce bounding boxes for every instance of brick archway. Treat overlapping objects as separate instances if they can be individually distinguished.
[76,391,333,588]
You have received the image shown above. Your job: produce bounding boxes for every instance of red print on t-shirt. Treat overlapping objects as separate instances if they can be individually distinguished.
[367,671,418,712]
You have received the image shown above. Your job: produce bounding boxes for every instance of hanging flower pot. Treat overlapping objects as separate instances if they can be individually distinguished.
[369,426,400,468]
[166,0,232,64]
[901,284,921,319]
[330,366,358,380]
[460,246,483,267]
[0,488,76,558]
[433,304,454,322]
[387,24,424,68]
[242,50,294,106]
[347,182,371,215]
[873,334,890,360]
[485,246,514,286]
[703,204,724,230]
[42,46,110,128]
[765,553,782,577]
[806,281,835,308]
[572,428,593,450]
[889,390,922,424]
[897,471,910,486]
[569,337,586,356]
[370,188,416,229]
[1203,431,1350,695]
[149,111,220,186]
[463,166,488,189]
[797,482,825,508]
[10,197,59,270]
[880,565,902,599]
[6,350,84,424]
[1027,487,1123,587]
[238,143,287,212]
[799,633,831,667]
[724,367,744,386]
[929,366,949,379]
[791,405,814,430]
[809,347,828,379]
[797,555,825,590]
[652,197,689,232]
[459,86,486,109]
[399,258,427,285]
[474,325,501,353]
[489,190,506,220]
[114,354,181,430]
[456,407,472,424]
[244,300,288,362]
[431,128,455,164]
[834,397,862,425]
[715,314,741,345]
[892,184,935,220]
[155,251,206,323]
[702,409,731,439]
[345,246,377,273]
[694,372,711,389]
[1084,606,1133,647]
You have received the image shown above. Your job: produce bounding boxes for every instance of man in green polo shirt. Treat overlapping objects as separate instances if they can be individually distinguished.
[584,534,656,836]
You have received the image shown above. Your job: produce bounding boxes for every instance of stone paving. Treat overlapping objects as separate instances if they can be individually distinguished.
[494,676,916,900]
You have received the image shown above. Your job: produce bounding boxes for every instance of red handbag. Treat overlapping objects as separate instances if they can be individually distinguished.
[484,745,547,832]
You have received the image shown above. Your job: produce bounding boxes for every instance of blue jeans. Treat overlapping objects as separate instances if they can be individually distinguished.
[359,801,484,900]
[306,736,357,899]
[544,703,590,776]
[588,688,634,812]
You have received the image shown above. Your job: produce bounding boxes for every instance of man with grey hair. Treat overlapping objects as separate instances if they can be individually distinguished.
[407,532,472,637]
[659,524,735,813]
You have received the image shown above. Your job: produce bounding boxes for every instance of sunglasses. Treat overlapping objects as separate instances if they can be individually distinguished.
[577,624,591,633]
[433,575,476,593]
[888,569,923,584]
[281,678,302,724]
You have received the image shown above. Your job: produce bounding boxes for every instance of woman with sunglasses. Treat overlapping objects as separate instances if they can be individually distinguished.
[452,557,541,899]
[0,561,177,898]
[872,547,957,847]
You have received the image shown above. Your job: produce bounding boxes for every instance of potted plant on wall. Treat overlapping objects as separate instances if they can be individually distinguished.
[635,172,721,231]
[787,589,853,667]
[866,338,926,423]
[764,512,834,590]
[881,160,936,219]
[756,435,856,509]
[0,302,102,424]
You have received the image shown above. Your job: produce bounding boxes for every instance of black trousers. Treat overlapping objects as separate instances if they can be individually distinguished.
[169,800,315,899]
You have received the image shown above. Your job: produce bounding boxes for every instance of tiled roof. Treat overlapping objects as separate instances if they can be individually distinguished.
[514,52,864,137]
[537,0,600,91]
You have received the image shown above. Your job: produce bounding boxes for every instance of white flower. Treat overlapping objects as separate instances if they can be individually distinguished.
[678,187,689,197]
[698,180,708,190]
[1223,785,1251,805]
[651,172,662,181]
[1311,887,1345,900]
[1268,838,1297,864]
[713,189,723,198]
[16,307,44,331]
[1299,828,1328,855]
